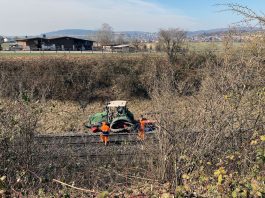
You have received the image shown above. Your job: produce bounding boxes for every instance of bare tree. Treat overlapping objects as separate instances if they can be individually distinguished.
[159,28,187,63]
[0,36,4,51]
[115,34,126,45]
[96,23,114,46]
[155,42,162,52]
[220,4,265,27]
[130,38,141,51]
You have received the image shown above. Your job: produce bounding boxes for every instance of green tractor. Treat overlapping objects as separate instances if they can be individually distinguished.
[85,101,138,133]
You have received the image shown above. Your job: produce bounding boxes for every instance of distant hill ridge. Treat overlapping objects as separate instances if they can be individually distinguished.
[4,27,261,41]
[44,29,156,36]
[45,29,96,36]
[43,27,262,39]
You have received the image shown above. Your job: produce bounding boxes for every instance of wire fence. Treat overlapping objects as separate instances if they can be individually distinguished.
[0,48,263,55]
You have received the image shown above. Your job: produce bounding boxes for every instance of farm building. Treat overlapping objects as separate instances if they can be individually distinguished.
[1,42,23,51]
[101,44,135,52]
[16,36,94,51]
[112,44,135,52]
[102,44,116,52]
[48,37,94,51]
[17,37,48,51]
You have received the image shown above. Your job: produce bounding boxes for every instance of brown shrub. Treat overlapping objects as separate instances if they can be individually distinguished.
[0,53,210,103]
[149,48,265,190]
[1,45,264,196]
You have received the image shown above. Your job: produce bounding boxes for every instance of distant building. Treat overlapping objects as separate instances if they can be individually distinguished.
[112,44,135,52]
[48,37,93,51]
[17,37,47,50]
[16,36,94,51]
[101,44,115,52]
[100,44,135,52]
[3,37,9,43]
[1,42,23,51]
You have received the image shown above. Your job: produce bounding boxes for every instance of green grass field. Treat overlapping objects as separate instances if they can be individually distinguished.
[187,41,243,52]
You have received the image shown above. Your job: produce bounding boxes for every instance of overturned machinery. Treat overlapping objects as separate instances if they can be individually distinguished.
[85,100,156,134]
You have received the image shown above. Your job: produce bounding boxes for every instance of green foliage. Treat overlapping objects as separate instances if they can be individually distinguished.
[97,191,109,198]
[0,176,7,194]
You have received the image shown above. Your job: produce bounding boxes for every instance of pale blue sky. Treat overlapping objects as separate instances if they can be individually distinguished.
[152,0,265,28]
[1,0,264,35]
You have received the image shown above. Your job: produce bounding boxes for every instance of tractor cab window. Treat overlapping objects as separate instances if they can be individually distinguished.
[117,106,125,116]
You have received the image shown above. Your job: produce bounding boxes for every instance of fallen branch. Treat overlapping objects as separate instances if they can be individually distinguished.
[52,179,97,194]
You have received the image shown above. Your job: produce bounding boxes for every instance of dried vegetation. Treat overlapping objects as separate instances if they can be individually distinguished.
[0,35,264,197]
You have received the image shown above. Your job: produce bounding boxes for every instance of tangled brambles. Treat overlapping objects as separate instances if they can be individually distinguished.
[0,42,264,196]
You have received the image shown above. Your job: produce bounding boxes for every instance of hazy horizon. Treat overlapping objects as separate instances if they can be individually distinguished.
[4,27,242,37]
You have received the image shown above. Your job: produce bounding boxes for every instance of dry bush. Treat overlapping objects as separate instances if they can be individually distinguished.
[0,53,209,104]
[148,43,264,195]
[158,28,187,63]
[0,37,264,196]
[0,55,149,103]
[0,101,39,196]
[0,100,157,196]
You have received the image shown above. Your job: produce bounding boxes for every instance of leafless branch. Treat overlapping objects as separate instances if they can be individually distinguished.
[53,179,97,194]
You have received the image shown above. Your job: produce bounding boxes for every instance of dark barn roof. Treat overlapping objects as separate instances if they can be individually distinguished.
[49,36,93,41]
[16,37,48,42]
[16,36,94,42]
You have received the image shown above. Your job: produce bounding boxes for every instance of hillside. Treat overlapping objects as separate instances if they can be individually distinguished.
[44,29,96,37]
[42,29,158,41]
[42,27,263,40]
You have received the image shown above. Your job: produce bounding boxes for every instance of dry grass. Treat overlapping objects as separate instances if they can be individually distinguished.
[37,99,154,134]
[0,98,155,134]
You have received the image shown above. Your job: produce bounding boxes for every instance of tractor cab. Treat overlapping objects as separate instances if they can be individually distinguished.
[106,101,134,123]
[85,100,135,133]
